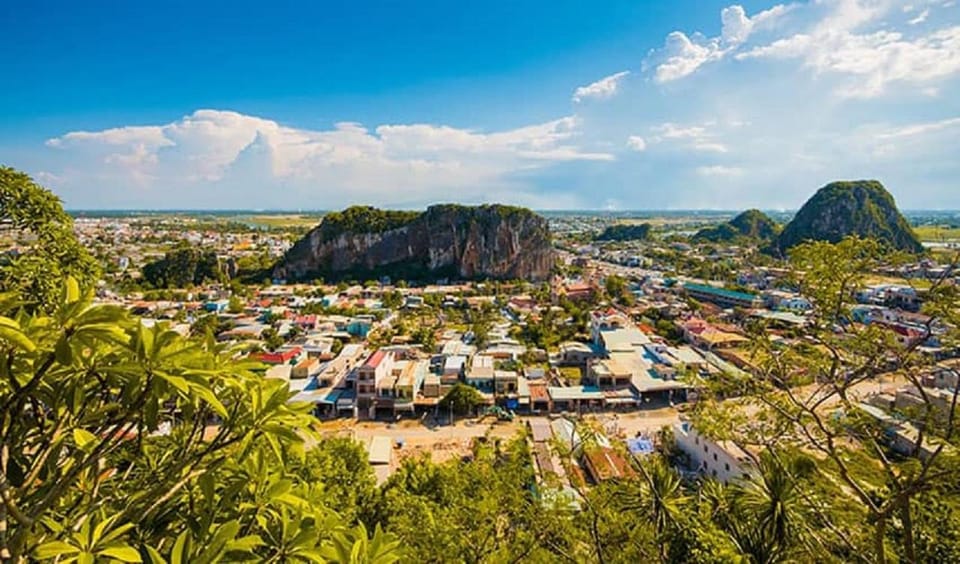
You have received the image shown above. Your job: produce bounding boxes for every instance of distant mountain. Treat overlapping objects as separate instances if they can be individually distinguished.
[274,204,554,282]
[775,180,923,254]
[595,223,653,242]
[142,247,236,288]
[693,209,780,243]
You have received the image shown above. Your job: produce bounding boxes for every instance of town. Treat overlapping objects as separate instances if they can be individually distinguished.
[5,0,960,558]
[61,203,960,495]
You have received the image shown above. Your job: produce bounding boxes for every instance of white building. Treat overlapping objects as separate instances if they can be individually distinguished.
[674,422,754,484]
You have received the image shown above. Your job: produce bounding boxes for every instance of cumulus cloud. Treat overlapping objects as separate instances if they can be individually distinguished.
[735,1,960,97]
[645,3,794,83]
[572,71,630,102]
[44,109,613,208]
[626,135,647,151]
[642,1,960,98]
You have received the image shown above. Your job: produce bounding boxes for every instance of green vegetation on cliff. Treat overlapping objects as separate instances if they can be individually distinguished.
[596,222,653,241]
[775,180,922,254]
[318,206,420,243]
[142,245,227,288]
[694,209,780,243]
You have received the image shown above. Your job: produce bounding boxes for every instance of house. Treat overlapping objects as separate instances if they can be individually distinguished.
[347,315,374,338]
[204,299,229,313]
[291,357,321,379]
[442,355,467,379]
[422,374,442,398]
[854,403,952,462]
[482,338,526,360]
[559,341,597,366]
[585,358,633,388]
[256,347,305,366]
[316,343,365,388]
[582,447,635,482]
[923,360,960,390]
[466,354,495,392]
[673,421,754,483]
[590,310,631,346]
[294,314,319,330]
[394,360,427,405]
[494,370,519,395]
[894,385,956,423]
[762,290,812,312]
[562,282,596,302]
[356,350,395,409]
[680,318,748,350]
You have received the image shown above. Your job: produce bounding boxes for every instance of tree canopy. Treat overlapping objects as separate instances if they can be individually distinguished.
[0,167,100,310]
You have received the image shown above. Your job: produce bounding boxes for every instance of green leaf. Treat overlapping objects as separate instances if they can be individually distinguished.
[224,535,263,552]
[73,428,97,451]
[34,540,81,558]
[188,383,228,418]
[143,545,167,564]
[63,276,81,304]
[154,371,190,394]
[0,317,36,352]
[170,531,190,564]
[55,335,72,364]
[98,545,143,562]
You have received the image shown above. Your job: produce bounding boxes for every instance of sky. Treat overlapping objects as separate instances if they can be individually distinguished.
[2,0,959,210]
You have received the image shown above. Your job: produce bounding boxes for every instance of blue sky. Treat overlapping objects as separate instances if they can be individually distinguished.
[2,0,959,210]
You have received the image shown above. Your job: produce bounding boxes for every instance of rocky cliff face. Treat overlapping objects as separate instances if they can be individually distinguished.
[274,204,554,282]
[775,180,922,254]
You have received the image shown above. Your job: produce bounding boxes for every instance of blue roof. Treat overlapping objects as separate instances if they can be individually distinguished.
[627,437,655,455]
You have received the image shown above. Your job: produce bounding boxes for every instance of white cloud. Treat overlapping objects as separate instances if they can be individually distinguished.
[572,71,630,102]
[696,165,744,176]
[875,116,960,139]
[626,136,647,151]
[648,122,729,153]
[44,109,613,208]
[909,9,930,24]
[646,4,794,83]
[735,1,960,97]
[643,1,960,97]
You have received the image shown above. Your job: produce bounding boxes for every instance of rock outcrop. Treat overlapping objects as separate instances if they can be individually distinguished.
[595,223,653,242]
[694,209,779,243]
[274,204,554,282]
[775,180,922,254]
[141,247,233,288]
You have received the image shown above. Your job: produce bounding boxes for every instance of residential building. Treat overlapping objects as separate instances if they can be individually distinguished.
[674,422,754,483]
[357,350,395,409]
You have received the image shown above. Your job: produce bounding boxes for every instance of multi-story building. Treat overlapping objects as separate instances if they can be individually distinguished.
[674,422,754,484]
[357,350,394,409]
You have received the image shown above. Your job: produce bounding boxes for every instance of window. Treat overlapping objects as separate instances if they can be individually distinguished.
[713,453,718,461]
[725,463,730,472]
[695,437,699,445]
[704,445,708,453]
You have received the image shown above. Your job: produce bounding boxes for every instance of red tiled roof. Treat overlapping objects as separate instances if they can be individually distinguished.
[363,349,388,369]
[256,347,302,364]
